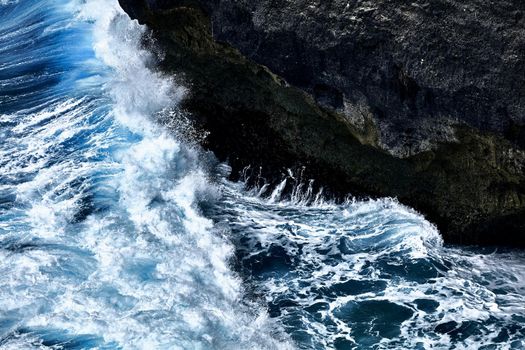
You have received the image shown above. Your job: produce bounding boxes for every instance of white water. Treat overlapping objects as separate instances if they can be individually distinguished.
[0,1,291,348]
[209,178,525,349]
[1,1,525,349]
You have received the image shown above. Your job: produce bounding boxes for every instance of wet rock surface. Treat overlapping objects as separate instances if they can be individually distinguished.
[118,0,525,246]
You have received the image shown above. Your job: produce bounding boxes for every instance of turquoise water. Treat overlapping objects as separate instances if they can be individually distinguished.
[0,1,524,349]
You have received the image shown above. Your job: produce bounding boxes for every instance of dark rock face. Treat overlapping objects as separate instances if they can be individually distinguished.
[129,0,525,156]
[118,0,525,247]
[226,0,525,154]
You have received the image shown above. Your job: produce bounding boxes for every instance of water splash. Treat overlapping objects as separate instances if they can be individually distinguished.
[1,0,525,349]
[0,1,291,348]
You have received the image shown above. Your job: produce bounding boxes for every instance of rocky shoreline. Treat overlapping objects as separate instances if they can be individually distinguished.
[118,0,525,246]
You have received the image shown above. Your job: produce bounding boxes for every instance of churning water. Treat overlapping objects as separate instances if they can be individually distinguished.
[0,1,524,349]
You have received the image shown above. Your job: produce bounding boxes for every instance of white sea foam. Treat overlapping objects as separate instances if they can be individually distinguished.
[0,0,291,348]
[212,180,525,349]
[2,0,525,349]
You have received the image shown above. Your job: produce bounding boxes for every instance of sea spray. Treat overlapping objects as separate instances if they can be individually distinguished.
[0,1,292,348]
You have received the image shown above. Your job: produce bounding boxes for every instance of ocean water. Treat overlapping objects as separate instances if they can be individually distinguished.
[0,1,524,349]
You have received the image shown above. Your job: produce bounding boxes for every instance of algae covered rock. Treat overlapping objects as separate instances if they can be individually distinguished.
[118,0,525,246]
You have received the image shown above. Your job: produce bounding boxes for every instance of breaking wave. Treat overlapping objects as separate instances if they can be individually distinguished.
[0,1,524,349]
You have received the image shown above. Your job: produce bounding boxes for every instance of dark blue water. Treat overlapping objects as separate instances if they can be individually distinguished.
[0,1,524,349]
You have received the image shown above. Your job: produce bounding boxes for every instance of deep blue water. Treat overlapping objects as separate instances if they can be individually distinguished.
[0,1,524,349]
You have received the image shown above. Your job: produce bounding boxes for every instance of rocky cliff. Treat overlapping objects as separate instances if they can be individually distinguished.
[118,0,525,246]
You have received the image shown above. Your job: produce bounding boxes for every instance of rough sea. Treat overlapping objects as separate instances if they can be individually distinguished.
[0,1,524,349]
